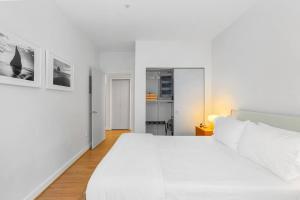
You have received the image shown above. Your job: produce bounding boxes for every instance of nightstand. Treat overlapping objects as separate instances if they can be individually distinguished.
[195,126,214,136]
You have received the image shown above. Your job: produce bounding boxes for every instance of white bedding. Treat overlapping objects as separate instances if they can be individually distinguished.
[86,134,300,200]
[86,134,165,200]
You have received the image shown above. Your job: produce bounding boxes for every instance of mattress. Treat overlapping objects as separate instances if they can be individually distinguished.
[86,134,300,200]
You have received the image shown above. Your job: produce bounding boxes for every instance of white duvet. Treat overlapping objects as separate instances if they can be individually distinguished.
[86,134,300,200]
[86,134,165,200]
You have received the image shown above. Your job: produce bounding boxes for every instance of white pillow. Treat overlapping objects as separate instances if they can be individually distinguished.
[213,117,249,150]
[238,122,300,181]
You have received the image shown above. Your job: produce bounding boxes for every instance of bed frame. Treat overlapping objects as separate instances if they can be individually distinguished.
[231,109,300,132]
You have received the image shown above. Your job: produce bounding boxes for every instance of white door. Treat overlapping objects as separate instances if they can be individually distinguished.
[174,68,205,136]
[111,79,130,129]
[91,68,105,149]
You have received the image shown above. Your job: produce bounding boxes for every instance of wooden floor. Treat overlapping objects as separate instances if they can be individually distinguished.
[36,130,129,200]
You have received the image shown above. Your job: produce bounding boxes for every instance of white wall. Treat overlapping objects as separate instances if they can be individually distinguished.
[212,0,300,116]
[99,51,135,74]
[0,1,98,199]
[98,51,135,130]
[134,40,212,132]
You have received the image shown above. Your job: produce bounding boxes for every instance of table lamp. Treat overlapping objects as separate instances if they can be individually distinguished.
[207,114,219,129]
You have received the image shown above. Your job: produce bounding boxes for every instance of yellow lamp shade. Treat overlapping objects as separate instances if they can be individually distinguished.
[207,114,219,128]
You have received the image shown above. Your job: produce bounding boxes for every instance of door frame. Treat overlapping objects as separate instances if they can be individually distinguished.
[107,73,133,130]
[145,67,206,126]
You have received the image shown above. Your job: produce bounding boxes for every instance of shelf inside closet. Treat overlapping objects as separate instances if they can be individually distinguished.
[146,68,173,136]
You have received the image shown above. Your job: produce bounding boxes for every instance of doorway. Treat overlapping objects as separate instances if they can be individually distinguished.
[146,68,205,136]
[111,79,130,129]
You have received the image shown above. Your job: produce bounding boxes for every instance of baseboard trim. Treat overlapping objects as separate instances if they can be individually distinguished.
[24,145,90,200]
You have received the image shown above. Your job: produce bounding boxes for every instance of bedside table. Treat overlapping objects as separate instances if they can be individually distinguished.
[195,126,214,136]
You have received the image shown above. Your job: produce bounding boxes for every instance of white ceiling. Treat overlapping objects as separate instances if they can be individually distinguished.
[55,0,257,51]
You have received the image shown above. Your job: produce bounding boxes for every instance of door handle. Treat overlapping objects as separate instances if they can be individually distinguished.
[92,111,98,114]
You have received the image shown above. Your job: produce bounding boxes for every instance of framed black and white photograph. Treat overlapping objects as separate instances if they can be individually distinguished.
[46,51,74,91]
[0,31,41,87]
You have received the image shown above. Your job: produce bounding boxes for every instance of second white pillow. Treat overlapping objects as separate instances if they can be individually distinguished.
[213,117,249,151]
[238,122,300,181]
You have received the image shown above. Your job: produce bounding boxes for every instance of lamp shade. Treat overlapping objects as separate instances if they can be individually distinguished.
[207,114,219,129]
[208,114,219,123]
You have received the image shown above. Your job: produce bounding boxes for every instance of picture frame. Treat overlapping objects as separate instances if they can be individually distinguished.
[46,51,74,91]
[0,31,42,88]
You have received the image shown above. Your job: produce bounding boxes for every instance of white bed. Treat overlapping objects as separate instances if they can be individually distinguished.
[86,110,300,200]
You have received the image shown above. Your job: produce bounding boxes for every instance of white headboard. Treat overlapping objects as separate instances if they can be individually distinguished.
[231,109,300,132]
